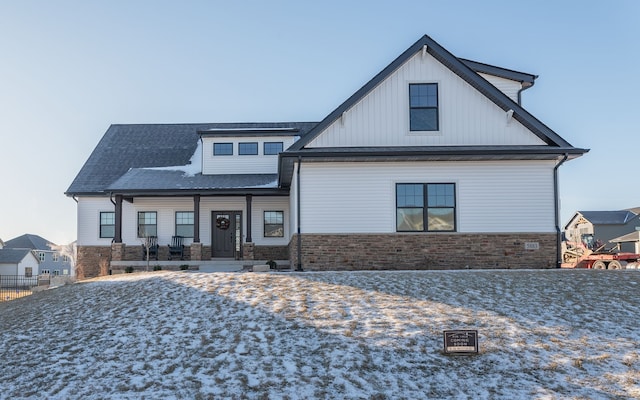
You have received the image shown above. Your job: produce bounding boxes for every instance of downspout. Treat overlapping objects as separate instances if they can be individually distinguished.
[296,156,303,271]
[554,154,569,268]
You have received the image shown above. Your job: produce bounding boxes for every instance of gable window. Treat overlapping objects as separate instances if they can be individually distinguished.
[264,142,283,155]
[138,211,157,237]
[264,211,284,237]
[239,142,258,155]
[100,211,115,238]
[396,183,455,231]
[38,252,45,262]
[175,211,194,237]
[409,83,439,131]
[213,143,233,156]
[53,253,59,262]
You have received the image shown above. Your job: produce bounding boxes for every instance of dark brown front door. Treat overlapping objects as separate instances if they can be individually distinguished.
[212,211,242,258]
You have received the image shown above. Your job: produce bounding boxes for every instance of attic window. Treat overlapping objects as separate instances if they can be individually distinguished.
[409,83,439,131]
[213,143,233,156]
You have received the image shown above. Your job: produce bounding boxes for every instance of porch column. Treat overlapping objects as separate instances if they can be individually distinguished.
[114,194,123,243]
[193,194,200,243]
[245,194,252,243]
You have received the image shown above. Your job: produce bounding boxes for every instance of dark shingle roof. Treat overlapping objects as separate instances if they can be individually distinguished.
[4,234,55,250]
[578,210,638,225]
[66,122,317,195]
[108,170,279,193]
[0,249,35,264]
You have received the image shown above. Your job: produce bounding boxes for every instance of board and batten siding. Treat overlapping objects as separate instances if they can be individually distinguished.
[77,196,289,247]
[299,161,556,234]
[202,136,296,175]
[307,51,544,148]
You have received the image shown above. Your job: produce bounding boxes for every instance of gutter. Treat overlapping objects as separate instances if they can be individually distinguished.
[554,153,569,268]
[296,156,303,271]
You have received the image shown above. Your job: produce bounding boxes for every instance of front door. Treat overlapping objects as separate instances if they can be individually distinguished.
[212,211,242,258]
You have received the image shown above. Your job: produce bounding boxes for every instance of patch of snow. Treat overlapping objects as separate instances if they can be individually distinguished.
[1,270,639,399]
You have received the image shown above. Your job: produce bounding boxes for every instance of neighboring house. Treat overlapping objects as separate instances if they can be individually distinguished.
[564,208,640,252]
[3,234,72,276]
[0,248,40,277]
[66,34,587,277]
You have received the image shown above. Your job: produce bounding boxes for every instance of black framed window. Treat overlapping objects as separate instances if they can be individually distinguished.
[264,211,284,237]
[138,211,157,237]
[409,83,439,131]
[396,183,455,232]
[239,142,258,155]
[213,143,233,156]
[264,142,283,155]
[100,211,115,238]
[175,211,194,237]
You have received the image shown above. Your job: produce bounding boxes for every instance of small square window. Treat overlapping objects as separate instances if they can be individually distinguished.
[239,142,258,155]
[214,143,233,156]
[264,211,284,237]
[264,142,283,155]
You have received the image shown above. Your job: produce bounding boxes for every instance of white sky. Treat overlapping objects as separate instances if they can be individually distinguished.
[1,1,638,245]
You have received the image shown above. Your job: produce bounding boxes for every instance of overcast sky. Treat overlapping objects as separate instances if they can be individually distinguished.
[1,0,638,245]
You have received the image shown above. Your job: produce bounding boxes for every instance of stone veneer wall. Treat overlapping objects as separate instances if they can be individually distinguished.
[254,245,289,261]
[76,246,112,278]
[288,233,557,271]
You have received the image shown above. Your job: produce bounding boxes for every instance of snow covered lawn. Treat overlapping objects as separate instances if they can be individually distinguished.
[1,270,639,399]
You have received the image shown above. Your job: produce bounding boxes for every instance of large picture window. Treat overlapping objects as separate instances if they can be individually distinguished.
[264,211,284,237]
[138,211,157,237]
[100,211,115,238]
[175,211,194,237]
[396,183,455,232]
[409,83,439,131]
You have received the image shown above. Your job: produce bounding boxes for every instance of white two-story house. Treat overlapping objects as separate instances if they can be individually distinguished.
[66,35,587,277]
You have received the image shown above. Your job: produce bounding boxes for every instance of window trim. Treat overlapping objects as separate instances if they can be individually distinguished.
[263,210,284,238]
[396,183,456,232]
[409,83,439,132]
[175,211,195,238]
[238,142,258,155]
[213,142,233,156]
[99,211,116,239]
[137,211,158,238]
[264,142,284,155]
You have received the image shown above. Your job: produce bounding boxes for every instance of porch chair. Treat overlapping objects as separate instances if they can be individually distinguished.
[142,236,159,261]
[168,236,184,260]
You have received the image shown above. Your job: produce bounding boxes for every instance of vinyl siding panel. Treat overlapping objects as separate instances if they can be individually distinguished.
[77,196,289,247]
[77,197,115,246]
[308,52,544,148]
[202,136,296,175]
[478,73,521,103]
[299,161,555,234]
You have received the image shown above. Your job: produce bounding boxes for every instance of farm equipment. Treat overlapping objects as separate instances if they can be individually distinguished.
[561,240,640,269]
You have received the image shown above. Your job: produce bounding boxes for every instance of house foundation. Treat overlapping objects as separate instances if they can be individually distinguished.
[289,233,557,270]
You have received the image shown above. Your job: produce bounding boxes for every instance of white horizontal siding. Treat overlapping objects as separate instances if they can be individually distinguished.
[308,52,544,148]
[77,197,115,246]
[77,196,289,247]
[478,73,521,103]
[202,136,296,175]
[299,161,555,234]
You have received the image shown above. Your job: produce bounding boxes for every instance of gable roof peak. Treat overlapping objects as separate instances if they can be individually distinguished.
[289,34,582,152]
